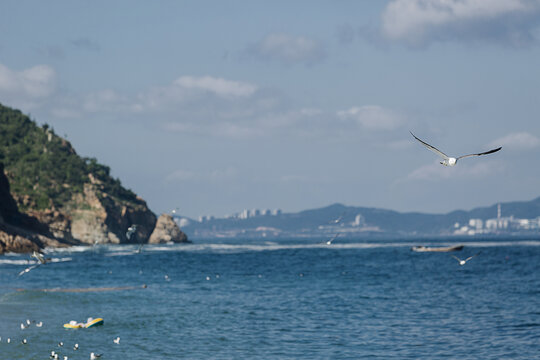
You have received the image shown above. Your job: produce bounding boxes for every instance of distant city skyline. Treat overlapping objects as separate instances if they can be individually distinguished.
[2,1,540,218]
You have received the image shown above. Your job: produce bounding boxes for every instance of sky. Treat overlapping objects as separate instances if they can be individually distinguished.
[1,0,540,219]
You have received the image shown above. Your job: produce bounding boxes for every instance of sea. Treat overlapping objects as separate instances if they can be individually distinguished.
[0,237,539,359]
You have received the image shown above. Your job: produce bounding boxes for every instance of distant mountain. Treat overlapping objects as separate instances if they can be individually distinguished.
[180,197,540,239]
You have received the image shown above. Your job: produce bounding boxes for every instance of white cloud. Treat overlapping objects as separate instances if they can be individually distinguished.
[138,75,258,111]
[165,170,196,182]
[489,132,540,150]
[165,167,237,183]
[174,76,257,98]
[0,63,56,108]
[382,0,540,47]
[83,89,133,113]
[249,33,326,65]
[337,105,402,130]
[403,159,502,182]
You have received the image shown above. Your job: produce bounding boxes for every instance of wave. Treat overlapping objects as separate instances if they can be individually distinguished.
[0,257,72,266]
[3,240,539,259]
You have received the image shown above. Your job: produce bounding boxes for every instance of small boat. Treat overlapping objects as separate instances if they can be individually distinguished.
[63,317,104,329]
[411,245,464,252]
[85,318,104,328]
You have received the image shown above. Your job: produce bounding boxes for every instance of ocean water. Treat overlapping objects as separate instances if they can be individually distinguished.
[0,238,539,359]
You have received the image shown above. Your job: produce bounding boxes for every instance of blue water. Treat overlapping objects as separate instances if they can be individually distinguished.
[1,239,539,359]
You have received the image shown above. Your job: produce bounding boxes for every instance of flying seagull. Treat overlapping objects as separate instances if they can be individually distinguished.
[18,263,41,276]
[126,225,138,240]
[452,253,480,266]
[410,131,501,166]
[32,251,47,264]
[329,212,346,224]
[326,233,340,245]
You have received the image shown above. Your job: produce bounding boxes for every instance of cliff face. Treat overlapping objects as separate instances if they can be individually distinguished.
[0,163,66,254]
[28,182,158,245]
[0,103,187,251]
[0,163,18,224]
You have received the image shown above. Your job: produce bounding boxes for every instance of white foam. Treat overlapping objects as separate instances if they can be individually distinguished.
[4,240,537,259]
[0,259,36,265]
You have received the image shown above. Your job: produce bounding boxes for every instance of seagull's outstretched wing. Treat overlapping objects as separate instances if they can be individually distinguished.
[327,233,340,244]
[410,131,449,160]
[451,255,461,263]
[18,263,40,277]
[457,147,502,160]
[464,252,481,262]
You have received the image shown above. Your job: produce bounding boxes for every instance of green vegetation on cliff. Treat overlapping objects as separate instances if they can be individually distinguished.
[0,103,138,211]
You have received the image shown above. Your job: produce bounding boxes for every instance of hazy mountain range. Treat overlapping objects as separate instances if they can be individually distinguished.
[180,197,540,239]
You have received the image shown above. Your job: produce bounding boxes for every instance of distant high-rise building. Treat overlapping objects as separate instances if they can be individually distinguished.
[239,209,249,219]
[250,209,260,217]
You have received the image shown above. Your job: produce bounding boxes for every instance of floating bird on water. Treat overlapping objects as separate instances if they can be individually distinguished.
[90,352,102,359]
[21,322,27,330]
[21,339,27,344]
[113,337,120,344]
[410,131,501,167]
[74,343,79,350]
[36,321,43,327]
[452,253,480,266]
[58,341,64,347]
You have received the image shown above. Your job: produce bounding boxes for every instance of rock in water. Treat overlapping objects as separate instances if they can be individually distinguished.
[148,214,189,244]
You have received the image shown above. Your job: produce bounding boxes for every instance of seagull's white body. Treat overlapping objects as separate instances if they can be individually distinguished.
[410,132,501,166]
[326,233,340,245]
[113,337,120,344]
[452,253,479,266]
[31,251,46,264]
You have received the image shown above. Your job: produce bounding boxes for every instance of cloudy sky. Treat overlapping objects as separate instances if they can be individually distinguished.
[1,0,540,218]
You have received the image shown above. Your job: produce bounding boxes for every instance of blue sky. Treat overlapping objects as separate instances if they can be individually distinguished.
[1,0,540,218]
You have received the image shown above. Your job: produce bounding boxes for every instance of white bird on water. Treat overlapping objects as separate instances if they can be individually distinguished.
[90,352,102,359]
[452,253,480,266]
[410,131,501,166]
[113,337,120,344]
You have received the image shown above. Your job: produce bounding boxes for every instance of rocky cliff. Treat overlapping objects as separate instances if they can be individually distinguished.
[0,103,188,253]
[0,163,67,254]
